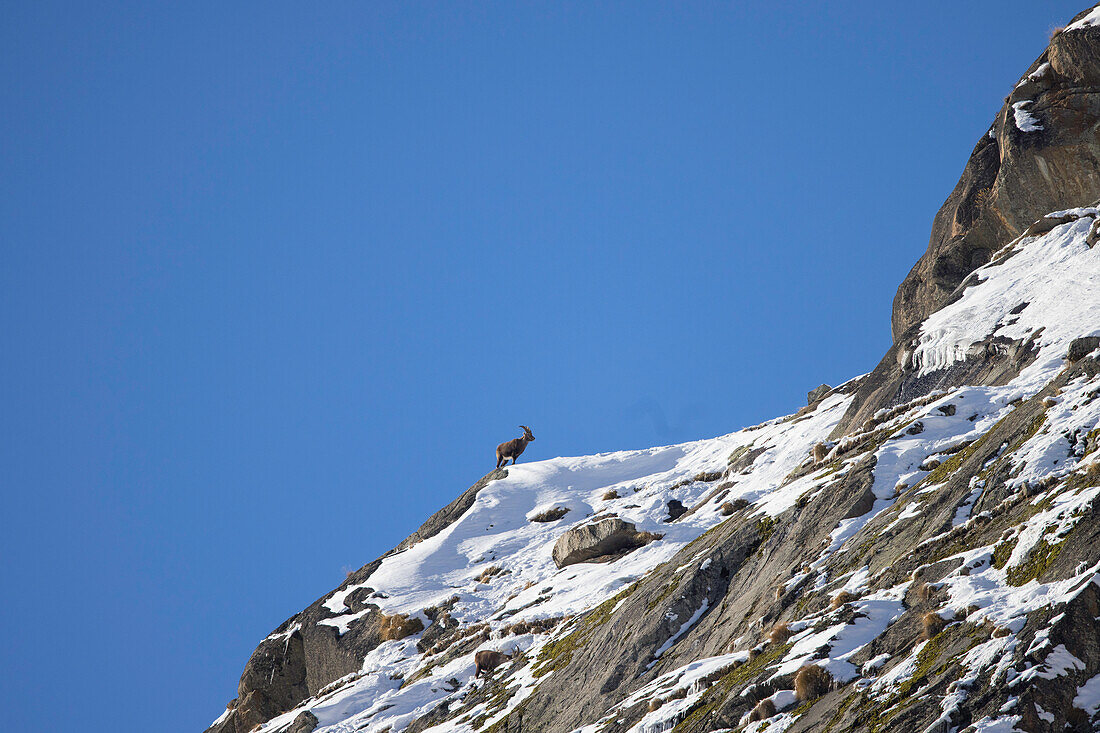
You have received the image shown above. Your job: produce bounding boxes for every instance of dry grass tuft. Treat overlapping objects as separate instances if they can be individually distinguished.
[529,506,569,523]
[921,611,947,640]
[794,664,832,701]
[748,698,777,722]
[720,501,736,516]
[766,622,792,644]
[602,489,619,500]
[694,471,724,483]
[1050,25,1065,39]
[992,626,1011,638]
[379,612,425,642]
[830,591,856,610]
[475,566,505,584]
[647,698,663,712]
[916,582,936,602]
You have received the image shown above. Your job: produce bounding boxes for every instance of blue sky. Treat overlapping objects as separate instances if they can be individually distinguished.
[0,2,1086,731]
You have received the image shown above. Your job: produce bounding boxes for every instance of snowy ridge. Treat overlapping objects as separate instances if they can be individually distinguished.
[251,393,853,733]
[912,209,1100,388]
[222,207,1100,733]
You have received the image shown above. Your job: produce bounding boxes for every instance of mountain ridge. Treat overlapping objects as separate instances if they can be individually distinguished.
[206,7,1100,733]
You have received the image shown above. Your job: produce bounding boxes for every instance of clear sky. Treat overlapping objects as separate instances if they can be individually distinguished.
[1,2,1087,731]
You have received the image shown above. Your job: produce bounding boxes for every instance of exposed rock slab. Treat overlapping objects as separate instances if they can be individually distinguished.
[892,9,1100,339]
[551,518,657,568]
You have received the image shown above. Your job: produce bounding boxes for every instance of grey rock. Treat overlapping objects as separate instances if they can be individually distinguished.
[807,384,832,405]
[665,499,687,521]
[892,15,1100,340]
[287,711,319,733]
[204,470,507,733]
[551,519,657,568]
[1067,336,1100,361]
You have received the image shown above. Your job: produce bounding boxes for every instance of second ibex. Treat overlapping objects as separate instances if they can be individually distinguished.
[496,425,535,468]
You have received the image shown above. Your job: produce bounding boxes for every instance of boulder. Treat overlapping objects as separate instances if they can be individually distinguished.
[287,711,319,733]
[552,519,658,568]
[807,384,832,405]
[1067,336,1100,362]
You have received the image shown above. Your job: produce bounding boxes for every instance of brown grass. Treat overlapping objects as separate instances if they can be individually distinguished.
[992,626,1011,638]
[921,611,947,640]
[830,591,856,610]
[748,698,776,722]
[475,566,504,584]
[766,622,792,644]
[529,506,569,523]
[794,664,832,701]
[916,582,936,602]
[1050,25,1065,39]
[602,489,619,500]
[694,471,723,483]
[379,612,425,642]
[720,501,736,516]
[647,698,663,712]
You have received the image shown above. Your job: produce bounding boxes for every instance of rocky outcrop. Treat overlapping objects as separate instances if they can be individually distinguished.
[892,5,1100,339]
[203,8,1100,733]
[205,470,507,733]
[551,518,659,568]
[1068,335,1100,361]
[807,384,831,405]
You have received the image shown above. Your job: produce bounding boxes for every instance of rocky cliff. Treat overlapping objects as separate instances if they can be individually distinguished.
[892,4,1100,340]
[206,8,1100,733]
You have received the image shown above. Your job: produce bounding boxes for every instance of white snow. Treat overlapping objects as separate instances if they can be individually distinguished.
[1074,673,1100,716]
[228,202,1100,733]
[1065,8,1100,31]
[913,212,1100,388]
[1012,101,1043,132]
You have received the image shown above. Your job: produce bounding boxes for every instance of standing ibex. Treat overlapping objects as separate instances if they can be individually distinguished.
[496,426,535,468]
[474,648,516,678]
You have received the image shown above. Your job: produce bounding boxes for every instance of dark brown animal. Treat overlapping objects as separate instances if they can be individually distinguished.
[496,426,535,468]
[474,649,514,678]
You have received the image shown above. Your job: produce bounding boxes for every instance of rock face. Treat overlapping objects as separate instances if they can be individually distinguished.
[205,469,507,733]
[551,518,656,568]
[807,384,831,405]
[892,6,1100,340]
[1068,335,1100,361]
[203,8,1100,733]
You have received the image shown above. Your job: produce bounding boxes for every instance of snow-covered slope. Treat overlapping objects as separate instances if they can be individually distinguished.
[244,390,854,733]
[209,210,1099,733]
[206,10,1100,731]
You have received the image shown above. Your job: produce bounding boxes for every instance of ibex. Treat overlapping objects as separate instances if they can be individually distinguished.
[496,426,535,468]
[474,648,515,678]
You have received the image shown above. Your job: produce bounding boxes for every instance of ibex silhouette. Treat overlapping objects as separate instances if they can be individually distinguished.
[474,648,516,678]
[496,426,535,468]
